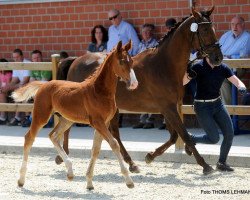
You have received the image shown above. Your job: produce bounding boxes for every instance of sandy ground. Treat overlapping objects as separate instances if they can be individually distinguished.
[0,151,249,200]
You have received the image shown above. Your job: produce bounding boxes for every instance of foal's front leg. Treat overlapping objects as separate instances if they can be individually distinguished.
[93,121,134,189]
[86,130,103,190]
[49,117,74,180]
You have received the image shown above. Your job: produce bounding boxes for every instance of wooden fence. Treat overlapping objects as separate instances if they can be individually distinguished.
[0,57,250,149]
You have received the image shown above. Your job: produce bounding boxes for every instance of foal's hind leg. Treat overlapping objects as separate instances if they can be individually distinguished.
[145,119,178,163]
[55,126,71,165]
[86,130,103,190]
[18,109,51,187]
[93,121,134,188]
[109,110,140,173]
[49,117,74,180]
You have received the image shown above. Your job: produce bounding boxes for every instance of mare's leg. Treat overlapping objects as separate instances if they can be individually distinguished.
[145,119,178,163]
[148,106,213,175]
[86,130,103,190]
[49,117,74,180]
[18,108,52,187]
[109,109,140,173]
[93,120,134,188]
[55,126,71,165]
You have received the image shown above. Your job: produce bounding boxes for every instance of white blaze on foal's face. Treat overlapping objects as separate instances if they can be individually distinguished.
[129,69,138,90]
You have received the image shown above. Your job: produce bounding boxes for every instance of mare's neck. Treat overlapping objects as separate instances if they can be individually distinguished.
[93,53,117,97]
[161,19,194,73]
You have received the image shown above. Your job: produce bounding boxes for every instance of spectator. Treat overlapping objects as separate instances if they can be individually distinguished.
[165,18,177,32]
[59,51,69,62]
[5,49,31,126]
[0,58,12,125]
[183,57,247,172]
[88,25,108,52]
[107,9,140,127]
[107,9,140,56]
[30,50,52,82]
[133,23,158,129]
[219,16,250,105]
[21,50,52,127]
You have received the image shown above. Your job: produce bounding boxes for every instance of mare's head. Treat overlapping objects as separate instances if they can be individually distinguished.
[190,6,223,65]
[112,40,138,90]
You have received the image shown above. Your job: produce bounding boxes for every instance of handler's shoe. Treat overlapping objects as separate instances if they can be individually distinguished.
[216,162,234,172]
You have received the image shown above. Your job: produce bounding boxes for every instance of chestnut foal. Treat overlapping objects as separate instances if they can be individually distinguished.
[13,40,138,190]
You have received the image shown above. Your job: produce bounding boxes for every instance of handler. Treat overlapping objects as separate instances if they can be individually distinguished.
[183,57,247,172]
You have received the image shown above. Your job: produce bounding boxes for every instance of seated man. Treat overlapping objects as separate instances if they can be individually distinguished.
[21,50,52,127]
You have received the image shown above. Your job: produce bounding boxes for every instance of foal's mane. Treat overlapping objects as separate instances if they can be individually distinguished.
[82,50,114,85]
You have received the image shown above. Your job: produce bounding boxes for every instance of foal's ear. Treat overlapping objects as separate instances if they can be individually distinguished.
[191,7,202,19]
[123,39,132,52]
[116,41,123,52]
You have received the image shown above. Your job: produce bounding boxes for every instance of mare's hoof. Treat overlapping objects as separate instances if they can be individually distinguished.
[203,165,214,175]
[184,145,192,156]
[55,155,63,165]
[17,180,24,187]
[145,153,154,164]
[126,183,135,189]
[129,165,140,173]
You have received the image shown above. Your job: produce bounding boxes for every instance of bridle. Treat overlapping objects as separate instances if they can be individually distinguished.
[191,20,221,58]
[188,18,221,77]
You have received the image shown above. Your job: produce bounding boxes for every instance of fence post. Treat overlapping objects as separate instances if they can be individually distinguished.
[51,54,60,126]
[51,54,60,80]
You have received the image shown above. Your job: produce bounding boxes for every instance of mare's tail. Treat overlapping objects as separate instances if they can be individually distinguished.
[11,81,45,102]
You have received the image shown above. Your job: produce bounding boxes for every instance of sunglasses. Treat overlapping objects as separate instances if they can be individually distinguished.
[109,14,119,21]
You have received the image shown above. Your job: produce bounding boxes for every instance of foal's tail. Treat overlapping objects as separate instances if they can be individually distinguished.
[12,81,45,102]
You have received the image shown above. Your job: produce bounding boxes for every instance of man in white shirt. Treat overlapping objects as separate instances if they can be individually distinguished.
[5,49,30,126]
[107,9,140,56]
[219,16,250,105]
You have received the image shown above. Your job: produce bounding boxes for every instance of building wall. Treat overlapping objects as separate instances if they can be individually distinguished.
[1,0,250,59]
[0,0,249,58]
[1,0,250,89]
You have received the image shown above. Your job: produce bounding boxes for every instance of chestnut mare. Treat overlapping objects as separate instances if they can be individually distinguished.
[57,7,223,175]
[13,41,139,190]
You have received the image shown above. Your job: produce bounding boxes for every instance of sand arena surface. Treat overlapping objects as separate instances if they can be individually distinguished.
[0,151,249,200]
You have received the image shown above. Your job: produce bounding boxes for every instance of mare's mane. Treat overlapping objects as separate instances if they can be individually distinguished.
[157,10,211,48]
[157,20,183,47]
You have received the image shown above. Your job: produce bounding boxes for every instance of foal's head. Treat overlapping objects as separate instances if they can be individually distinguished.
[190,6,223,66]
[112,40,138,90]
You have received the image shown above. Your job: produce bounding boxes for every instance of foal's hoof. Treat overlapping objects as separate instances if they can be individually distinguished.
[55,155,63,165]
[145,152,154,164]
[17,180,24,187]
[184,145,192,156]
[129,165,140,173]
[203,165,215,175]
[126,182,135,189]
[67,174,74,181]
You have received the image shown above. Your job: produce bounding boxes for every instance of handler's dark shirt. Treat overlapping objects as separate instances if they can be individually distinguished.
[192,58,234,100]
